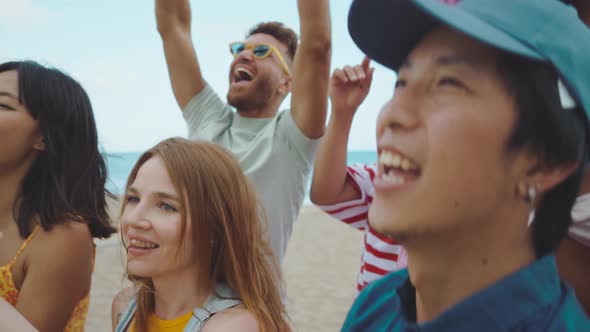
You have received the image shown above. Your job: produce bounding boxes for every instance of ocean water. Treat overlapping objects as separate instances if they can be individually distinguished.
[104,150,378,199]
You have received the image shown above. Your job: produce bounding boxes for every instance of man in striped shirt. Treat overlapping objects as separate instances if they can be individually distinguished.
[310,58,407,295]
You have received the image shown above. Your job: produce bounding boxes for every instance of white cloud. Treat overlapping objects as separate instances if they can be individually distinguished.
[0,0,61,29]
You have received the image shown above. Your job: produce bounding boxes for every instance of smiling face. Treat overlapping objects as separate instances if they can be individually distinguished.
[0,70,44,173]
[227,33,291,113]
[121,156,193,278]
[369,27,529,239]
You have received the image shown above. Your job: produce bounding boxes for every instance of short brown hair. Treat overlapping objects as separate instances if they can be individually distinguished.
[248,21,298,61]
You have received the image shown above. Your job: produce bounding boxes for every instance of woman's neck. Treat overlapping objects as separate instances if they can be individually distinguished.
[404,213,536,323]
[151,269,210,320]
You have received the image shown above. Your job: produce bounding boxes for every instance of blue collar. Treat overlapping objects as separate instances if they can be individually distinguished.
[399,255,562,330]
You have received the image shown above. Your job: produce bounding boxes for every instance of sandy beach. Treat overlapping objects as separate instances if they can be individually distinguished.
[85,202,363,331]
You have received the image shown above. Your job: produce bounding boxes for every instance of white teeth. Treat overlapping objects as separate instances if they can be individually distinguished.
[380,151,392,166]
[401,159,411,171]
[392,154,401,168]
[130,239,158,249]
[383,172,406,184]
[379,150,419,173]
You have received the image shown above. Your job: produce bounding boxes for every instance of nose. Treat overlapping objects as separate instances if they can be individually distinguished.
[120,201,151,231]
[377,88,421,136]
[235,49,255,63]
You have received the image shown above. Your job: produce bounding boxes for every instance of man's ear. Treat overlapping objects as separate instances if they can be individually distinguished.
[527,160,579,195]
[278,76,292,95]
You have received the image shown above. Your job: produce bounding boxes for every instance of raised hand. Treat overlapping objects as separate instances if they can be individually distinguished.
[290,0,332,139]
[156,0,205,110]
[329,56,374,117]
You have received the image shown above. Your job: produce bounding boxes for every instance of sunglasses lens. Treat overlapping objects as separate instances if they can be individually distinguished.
[253,45,271,58]
[230,43,245,55]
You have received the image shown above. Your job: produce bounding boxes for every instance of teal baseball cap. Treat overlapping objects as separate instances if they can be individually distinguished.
[348,0,590,119]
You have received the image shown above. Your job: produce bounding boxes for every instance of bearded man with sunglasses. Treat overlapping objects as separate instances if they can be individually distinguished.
[154,0,331,263]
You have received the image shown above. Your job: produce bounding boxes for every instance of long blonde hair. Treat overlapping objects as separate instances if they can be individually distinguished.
[121,138,289,332]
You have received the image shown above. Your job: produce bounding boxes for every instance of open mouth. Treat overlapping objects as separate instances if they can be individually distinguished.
[233,67,255,83]
[378,149,421,185]
[128,238,160,250]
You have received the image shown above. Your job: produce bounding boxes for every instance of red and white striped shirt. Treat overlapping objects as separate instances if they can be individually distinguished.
[318,163,408,295]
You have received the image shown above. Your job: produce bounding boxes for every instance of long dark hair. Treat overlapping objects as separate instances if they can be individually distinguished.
[0,61,116,239]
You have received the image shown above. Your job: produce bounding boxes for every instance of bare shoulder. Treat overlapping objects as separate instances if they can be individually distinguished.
[25,220,94,287]
[35,220,92,244]
[32,221,93,260]
[201,305,259,332]
[111,285,137,329]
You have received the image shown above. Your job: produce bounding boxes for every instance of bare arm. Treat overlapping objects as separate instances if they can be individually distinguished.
[15,223,93,332]
[290,0,332,139]
[156,0,205,109]
[310,58,374,205]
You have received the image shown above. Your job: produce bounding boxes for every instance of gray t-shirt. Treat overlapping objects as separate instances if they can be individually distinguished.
[183,85,320,262]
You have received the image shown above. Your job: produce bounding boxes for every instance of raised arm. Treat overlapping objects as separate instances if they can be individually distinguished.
[290,0,332,139]
[310,58,374,205]
[156,0,205,110]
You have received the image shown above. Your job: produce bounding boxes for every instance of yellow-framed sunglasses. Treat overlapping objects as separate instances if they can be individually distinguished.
[229,42,291,77]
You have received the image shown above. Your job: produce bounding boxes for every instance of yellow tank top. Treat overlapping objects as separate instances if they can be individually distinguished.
[129,311,193,332]
[0,225,92,332]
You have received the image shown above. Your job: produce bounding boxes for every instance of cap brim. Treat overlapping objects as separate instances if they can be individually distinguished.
[348,0,544,71]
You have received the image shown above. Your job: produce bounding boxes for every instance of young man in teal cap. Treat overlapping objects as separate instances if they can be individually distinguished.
[342,0,590,330]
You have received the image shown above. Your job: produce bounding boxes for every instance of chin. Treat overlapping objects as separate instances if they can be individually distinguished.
[227,92,250,109]
[369,207,399,234]
[368,201,414,242]
[228,96,264,113]
[126,260,158,278]
[227,80,273,110]
[370,218,408,239]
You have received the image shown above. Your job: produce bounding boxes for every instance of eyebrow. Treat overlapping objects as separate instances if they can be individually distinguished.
[126,186,180,201]
[435,54,480,71]
[155,192,180,202]
[399,54,480,72]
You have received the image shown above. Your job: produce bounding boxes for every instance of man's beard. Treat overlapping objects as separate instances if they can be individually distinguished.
[227,78,275,113]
